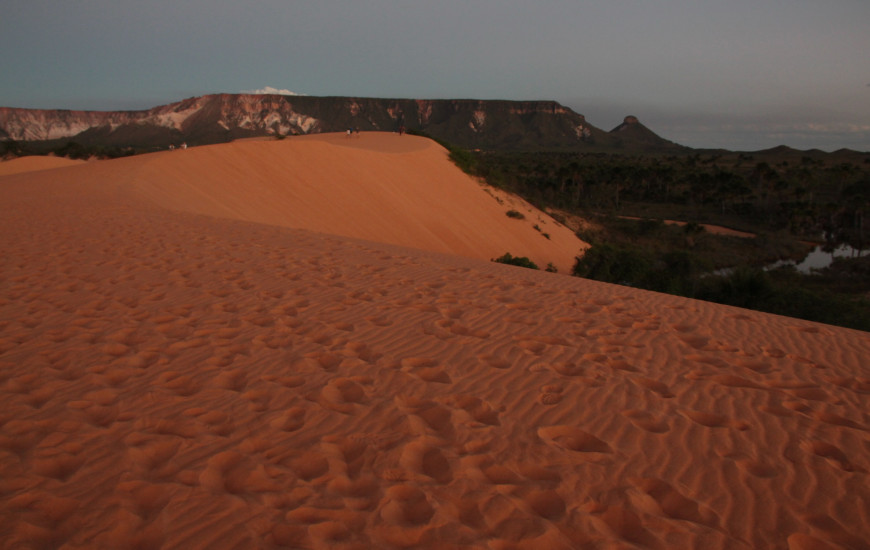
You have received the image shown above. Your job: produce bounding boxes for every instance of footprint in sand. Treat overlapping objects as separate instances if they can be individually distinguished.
[378,484,435,526]
[191,409,235,436]
[520,488,566,520]
[305,351,343,371]
[813,410,867,431]
[400,357,452,384]
[736,358,773,373]
[344,341,380,363]
[710,374,767,390]
[416,367,452,384]
[263,375,306,389]
[127,438,182,480]
[478,494,547,542]
[469,457,521,485]
[199,451,279,495]
[608,358,638,372]
[30,450,85,482]
[213,368,248,392]
[538,384,563,405]
[514,335,571,356]
[67,399,120,428]
[802,440,862,472]
[763,347,787,358]
[537,426,613,454]
[242,389,273,412]
[365,315,393,327]
[582,352,609,364]
[321,435,373,481]
[825,376,870,394]
[787,387,831,402]
[593,505,663,549]
[253,329,295,349]
[269,407,306,432]
[679,334,710,350]
[549,361,582,377]
[433,319,489,338]
[316,377,371,414]
[447,395,501,426]
[681,410,749,431]
[156,371,202,397]
[516,339,547,355]
[114,480,171,523]
[331,321,355,332]
[633,378,674,398]
[396,396,455,440]
[734,457,779,478]
[622,410,670,433]
[286,450,330,481]
[399,439,452,484]
[102,342,131,358]
[631,477,719,528]
[24,386,55,409]
[478,354,511,370]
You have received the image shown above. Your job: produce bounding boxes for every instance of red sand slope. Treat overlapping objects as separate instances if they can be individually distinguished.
[0,136,868,549]
[130,133,583,273]
[0,156,85,176]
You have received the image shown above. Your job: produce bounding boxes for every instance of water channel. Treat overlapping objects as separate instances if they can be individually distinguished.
[766,242,869,274]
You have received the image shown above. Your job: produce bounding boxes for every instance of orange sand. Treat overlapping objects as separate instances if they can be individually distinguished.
[131,132,583,274]
[1,134,868,549]
[0,156,85,176]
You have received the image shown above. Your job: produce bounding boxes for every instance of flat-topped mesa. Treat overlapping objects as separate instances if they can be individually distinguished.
[0,94,682,152]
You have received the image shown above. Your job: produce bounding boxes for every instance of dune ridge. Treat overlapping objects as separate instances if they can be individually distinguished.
[0,156,85,176]
[118,132,584,273]
[1,135,869,549]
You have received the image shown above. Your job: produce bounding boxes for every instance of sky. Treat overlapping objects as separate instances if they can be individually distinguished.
[2,0,868,152]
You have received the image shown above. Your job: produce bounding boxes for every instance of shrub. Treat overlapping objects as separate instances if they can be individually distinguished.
[506,210,525,219]
[572,243,655,286]
[492,253,539,270]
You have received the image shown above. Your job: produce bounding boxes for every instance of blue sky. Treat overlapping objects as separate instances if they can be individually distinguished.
[2,0,868,151]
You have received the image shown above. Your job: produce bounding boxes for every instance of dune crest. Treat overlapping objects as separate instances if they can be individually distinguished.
[127,132,584,273]
[0,155,85,176]
[1,134,868,549]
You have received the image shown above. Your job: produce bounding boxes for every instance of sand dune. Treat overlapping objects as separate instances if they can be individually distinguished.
[0,155,85,176]
[1,136,869,549]
[52,132,581,274]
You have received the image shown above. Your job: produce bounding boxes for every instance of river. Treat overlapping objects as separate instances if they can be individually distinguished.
[766,242,869,274]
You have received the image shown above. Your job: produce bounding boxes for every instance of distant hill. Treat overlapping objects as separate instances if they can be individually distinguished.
[0,94,686,154]
[610,115,685,152]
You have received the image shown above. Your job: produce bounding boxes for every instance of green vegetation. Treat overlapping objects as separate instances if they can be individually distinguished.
[532,224,551,239]
[492,253,539,270]
[2,139,137,160]
[442,141,869,331]
[455,148,869,244]
[697,267,870,331]
[406,128,479,173]
[505,210,525,219]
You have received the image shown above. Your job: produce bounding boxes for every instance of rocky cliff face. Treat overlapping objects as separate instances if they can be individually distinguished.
[0,95,322,144]
[0,94,681,152]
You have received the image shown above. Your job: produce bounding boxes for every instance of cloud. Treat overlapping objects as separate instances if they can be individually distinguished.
[243,86,304,96]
